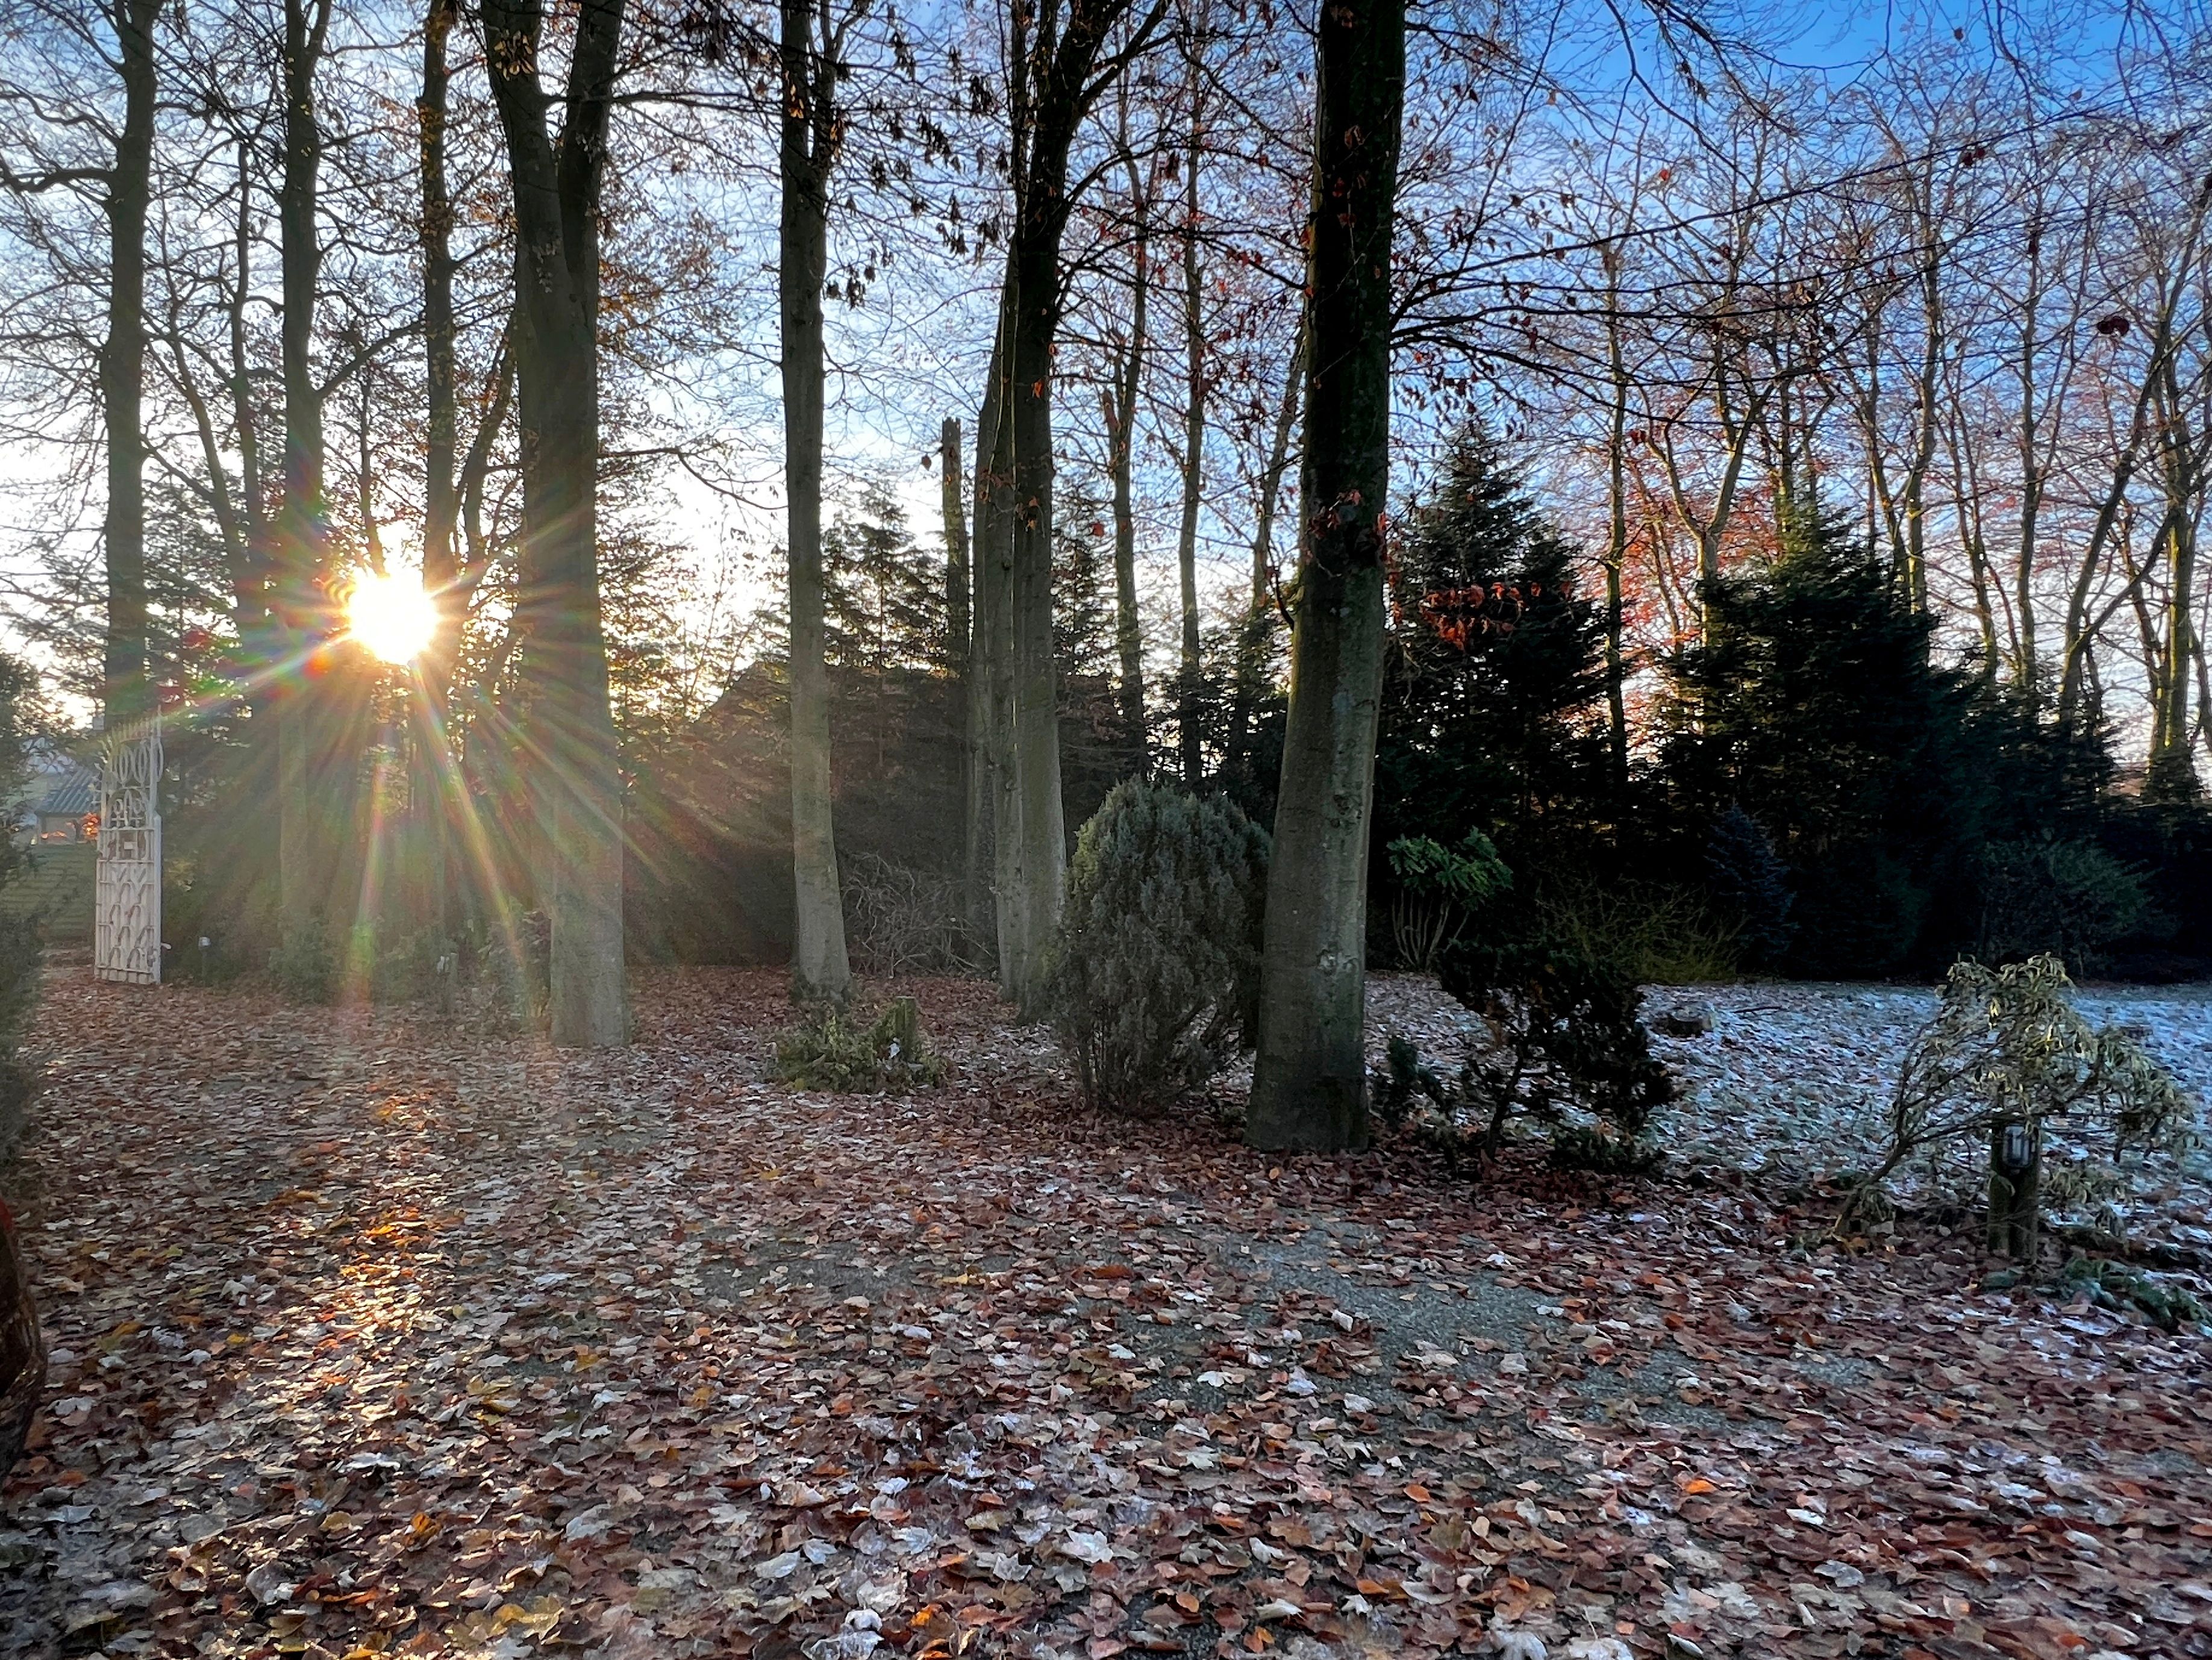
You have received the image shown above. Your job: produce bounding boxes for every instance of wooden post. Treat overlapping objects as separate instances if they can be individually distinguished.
[1987,1119,2042,1262]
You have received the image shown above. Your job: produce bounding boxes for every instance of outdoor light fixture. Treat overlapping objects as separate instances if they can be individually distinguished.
[345,569,439,664]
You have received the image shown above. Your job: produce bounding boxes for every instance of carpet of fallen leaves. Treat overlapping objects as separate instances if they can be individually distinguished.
[4,965,2211,1660]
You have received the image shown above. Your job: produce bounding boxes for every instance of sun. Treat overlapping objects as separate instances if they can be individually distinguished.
[345,569,439,664]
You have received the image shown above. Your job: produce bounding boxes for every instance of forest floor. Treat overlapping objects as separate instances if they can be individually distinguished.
[3,965,2211,1660]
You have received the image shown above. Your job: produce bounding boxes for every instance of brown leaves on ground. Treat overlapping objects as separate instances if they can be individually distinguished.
[2,966,2209,1660]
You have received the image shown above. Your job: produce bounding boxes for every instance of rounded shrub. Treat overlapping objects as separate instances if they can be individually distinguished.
[1046,781,1269,1112]
[1978,836,2149,973]
[267,917,338,1005]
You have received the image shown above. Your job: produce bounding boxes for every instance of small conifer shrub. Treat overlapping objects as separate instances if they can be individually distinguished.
[1383,935,1675,1172]
[1046,781,1269,1111]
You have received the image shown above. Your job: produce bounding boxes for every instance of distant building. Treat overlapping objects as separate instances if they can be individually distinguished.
[9,747,98,846]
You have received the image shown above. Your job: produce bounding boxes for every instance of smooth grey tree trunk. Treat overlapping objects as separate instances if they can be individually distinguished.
[988,0,1161,1007]
[418,0,458,616]
[942,416,983,953]
[942,418,969,675]
[483,0,630,1046]
[1004,259,1068,1009]
[2152,508,2199,790]
[417,0,459,933]
[1225,320,1299,782]
[964,302,1010,949]
[1601,249,1629,791]
[780,0,852,1001]
[275,0,334,934]
[2013,215,2048,703]
[225,139,272,650]
[975,0,1161,1005]
[1175,116,1206,787]
[99,0,161,730]
[1245,0,1402,1153]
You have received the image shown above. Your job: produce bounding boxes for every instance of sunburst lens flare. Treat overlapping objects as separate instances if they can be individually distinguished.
[345,569,439,664]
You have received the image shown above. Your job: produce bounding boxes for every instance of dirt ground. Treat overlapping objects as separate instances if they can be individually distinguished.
[2,965,2209,1660]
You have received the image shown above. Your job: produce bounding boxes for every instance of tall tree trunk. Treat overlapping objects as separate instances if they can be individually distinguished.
[942,417,969,675]
[482,0,630,1046]
[1174,110,1206,787]
[228,137,270,646]
[1600,247,1629,791]
[966,0,1161,1000]
[2152,508,2201,794]
[964,298,1011,947]
[1901,239,1943,617]
[419,0,458,610]
[1225,319,1300,782]
[1655,369,1763,627]
[2195,635,2212,774]
[1001,231,1067,1008]
[417,0,459,934]
[1245,0,1402,1152]
[274,0,334,934]
[780,0,852,1000]
[2057,448,2151,727]
[942,416,981,943]
[1940,388,2007,679]
[2147,309,2208,797]
[986,0,1160,1006]
[99,0,161,729]
[1103,188,1148,773]
[2013,221,2046,702]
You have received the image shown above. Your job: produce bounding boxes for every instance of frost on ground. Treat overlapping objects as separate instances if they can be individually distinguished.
[1369,974,2212,1244]
[2,966,2211,1660]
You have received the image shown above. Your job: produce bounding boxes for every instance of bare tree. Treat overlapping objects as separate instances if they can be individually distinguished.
[1172,47,1205,786]
[267,0,338,931]
[975,0,1166,1008]
[1098,102,1151,772]
[780,0,857,1000]
[0,0,164,725]
[480,0,631,1044]
[1245,0,1402,1152]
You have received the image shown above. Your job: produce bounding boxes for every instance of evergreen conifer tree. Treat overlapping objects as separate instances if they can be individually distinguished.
[823,489,946,673]
[1053,483,1129,831]
[1051,484,1117,684]
[1705,805,1795,969]
[1374,429,1610,869]
[1664,499,1987,975]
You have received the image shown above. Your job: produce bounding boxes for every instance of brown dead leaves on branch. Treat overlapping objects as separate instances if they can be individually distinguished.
[0,966,2208,1660]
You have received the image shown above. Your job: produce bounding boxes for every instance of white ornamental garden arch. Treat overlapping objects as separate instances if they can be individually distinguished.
[94,717,161,985]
